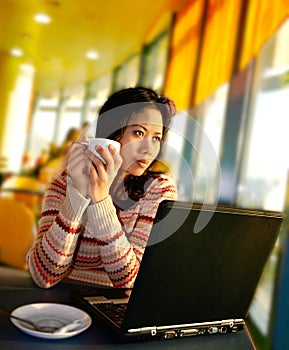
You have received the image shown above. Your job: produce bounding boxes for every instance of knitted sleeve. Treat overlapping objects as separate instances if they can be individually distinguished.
[26,172,91,288]
[85,174,177,288]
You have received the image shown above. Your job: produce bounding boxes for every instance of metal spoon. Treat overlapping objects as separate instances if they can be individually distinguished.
[1,308,86,333]
[52,318,85,334]
[0,308,58,331]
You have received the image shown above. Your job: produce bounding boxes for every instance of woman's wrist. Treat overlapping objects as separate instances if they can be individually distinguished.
[89,193,109,205]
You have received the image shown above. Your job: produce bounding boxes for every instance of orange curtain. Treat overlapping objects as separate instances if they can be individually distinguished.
[239,0,289,70]
[193,0,242,106]
[164,0,205,110]
[165,0,289,109]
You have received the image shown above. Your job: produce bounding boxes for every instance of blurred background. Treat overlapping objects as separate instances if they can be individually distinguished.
[0,0,289,348]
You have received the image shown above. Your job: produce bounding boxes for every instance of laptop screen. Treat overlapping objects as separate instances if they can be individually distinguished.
[123,200,284,329]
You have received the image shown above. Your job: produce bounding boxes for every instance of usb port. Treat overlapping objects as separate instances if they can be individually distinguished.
[164,331,176,339]
[180,329,199,337]
[208,327,218,334]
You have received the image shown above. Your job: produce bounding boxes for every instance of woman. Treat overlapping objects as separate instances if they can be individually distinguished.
[26,87,178,288]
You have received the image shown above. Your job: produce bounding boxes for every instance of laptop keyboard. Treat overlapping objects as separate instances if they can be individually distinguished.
[93,302,127,327]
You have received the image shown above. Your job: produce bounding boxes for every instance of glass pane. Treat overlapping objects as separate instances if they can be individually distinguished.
[237,19,289,212]
[163,82,227,204]
[94,72,112,112]
[142,32,170,91]
[114,53,140,91]
[162,110,188,199]
[82,72,113,136]
[192,84,228,204]
[29,94,59,161]
[56,85,85,145]
[249,244,280,335]
[238,18,289,336]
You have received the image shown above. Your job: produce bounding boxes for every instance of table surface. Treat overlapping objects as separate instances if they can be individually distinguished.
[0,266,256,350]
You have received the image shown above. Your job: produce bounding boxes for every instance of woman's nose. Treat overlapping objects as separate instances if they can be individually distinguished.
[139,138,153,155]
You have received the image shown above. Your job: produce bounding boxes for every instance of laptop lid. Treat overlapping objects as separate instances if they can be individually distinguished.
[122,200,284,330]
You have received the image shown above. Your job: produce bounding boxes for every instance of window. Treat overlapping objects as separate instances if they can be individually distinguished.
[162,110,188,200]
[162,83,227,203]
[56,85,84,145]
[238,18,289,338]
[237,19,289,212]
[191,84,228,204]
[113,53,140,91]
[140,31,170,92]
[28,93,58,160]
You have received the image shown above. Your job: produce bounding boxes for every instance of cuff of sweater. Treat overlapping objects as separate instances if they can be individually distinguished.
[63,183,91,220]
[86,196,120,236]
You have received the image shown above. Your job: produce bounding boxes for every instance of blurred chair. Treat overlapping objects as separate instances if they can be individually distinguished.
[0,155,8,186]
[0,175,46,218]
[38,157,63,185]
[0,197,36,270]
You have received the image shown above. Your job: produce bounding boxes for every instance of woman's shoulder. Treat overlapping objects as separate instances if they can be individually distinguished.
[147,173,177,197]
[150,173,177,186]
[46,170,67,193]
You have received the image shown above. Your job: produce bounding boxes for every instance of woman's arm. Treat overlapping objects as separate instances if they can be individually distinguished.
[86,174,177,288]
[26,173,91,288]
[27,173,177,289]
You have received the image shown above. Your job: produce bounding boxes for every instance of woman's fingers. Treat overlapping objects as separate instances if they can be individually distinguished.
[86,146,122,182]
[85,144,121,185]
[108,144,123,169]
[67,143,85,167]
[95,144,122,170]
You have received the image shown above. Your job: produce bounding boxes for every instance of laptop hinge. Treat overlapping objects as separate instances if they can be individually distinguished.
[127,319,245,337]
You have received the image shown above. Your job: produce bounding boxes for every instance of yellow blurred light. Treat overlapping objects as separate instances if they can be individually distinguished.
[34,13,51,24]
[10,48,23,57]
[85,50,99,60]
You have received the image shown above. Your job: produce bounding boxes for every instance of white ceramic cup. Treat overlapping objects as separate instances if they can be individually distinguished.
[81,138,120,163]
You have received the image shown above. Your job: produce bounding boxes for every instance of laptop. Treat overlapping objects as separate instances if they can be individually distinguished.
[70,200,284,342]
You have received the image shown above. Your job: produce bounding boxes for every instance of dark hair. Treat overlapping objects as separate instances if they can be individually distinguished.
[96,86,175,140]
[96,87,176,206]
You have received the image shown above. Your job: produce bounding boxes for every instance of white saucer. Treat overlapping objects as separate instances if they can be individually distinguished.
[10,303,92,339]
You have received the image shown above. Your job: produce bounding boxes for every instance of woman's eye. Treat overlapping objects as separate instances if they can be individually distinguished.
[134,130,144,137]
[153,136,161,142]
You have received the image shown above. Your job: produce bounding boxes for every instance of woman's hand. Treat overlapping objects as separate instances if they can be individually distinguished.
[65,141,122,202]
[65,141,91,197]
[85,143,123,203]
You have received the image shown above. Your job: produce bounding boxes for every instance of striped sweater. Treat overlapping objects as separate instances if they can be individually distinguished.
[26,171,177,288]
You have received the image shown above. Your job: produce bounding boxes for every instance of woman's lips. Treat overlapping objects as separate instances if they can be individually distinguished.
[136,159,150,167]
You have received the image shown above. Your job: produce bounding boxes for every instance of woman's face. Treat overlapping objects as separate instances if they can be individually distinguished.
[119,107,163,176]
